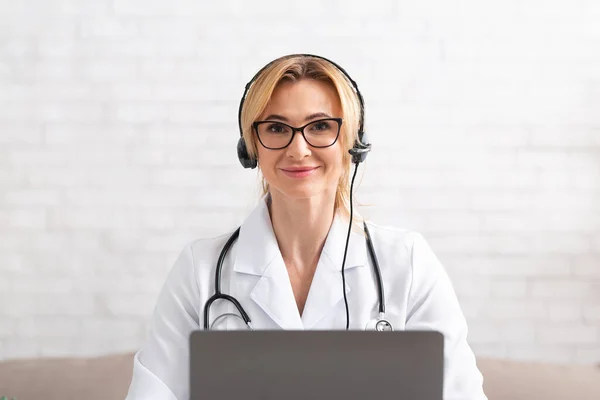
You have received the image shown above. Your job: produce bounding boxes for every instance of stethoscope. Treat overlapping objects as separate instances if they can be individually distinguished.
[208,54,393,332]
[202,166,394,332]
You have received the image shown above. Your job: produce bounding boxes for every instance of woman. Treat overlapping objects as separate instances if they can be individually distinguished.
[125,54,487,399]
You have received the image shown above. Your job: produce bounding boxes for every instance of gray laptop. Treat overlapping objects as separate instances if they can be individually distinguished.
[190,330,444,400]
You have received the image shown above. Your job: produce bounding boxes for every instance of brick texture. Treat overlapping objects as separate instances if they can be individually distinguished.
[0,0,599,364]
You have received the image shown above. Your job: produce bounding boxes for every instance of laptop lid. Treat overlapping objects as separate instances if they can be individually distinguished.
[190,330,443,400]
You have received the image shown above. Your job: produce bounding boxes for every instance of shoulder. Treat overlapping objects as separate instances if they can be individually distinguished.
[167,229,241,294]
[165,229,240,277]
[184,228,240,264]
[363,221,444,280]
[363,220,428,258]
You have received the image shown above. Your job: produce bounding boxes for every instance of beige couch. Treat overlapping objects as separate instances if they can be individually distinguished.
[1,353,599,399]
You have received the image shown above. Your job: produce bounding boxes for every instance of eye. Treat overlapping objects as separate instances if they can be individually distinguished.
[311,121,331,131]
[267,123,289,134]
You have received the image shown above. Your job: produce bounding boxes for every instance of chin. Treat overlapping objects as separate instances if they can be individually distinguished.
[274,183,335,202]
[280,187,318,200]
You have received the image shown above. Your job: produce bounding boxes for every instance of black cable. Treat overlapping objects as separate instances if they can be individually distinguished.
[341,161,360,330]
[364,221,385,314]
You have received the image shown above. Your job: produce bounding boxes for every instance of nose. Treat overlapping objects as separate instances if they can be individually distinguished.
[285,131,311,159]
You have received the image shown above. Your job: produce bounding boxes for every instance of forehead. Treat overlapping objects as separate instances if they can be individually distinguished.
[261,79,341,118]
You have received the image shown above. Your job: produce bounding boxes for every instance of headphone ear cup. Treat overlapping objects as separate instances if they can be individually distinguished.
[359,130,369,147]
[237,138,257,169]
[348,131,371,164]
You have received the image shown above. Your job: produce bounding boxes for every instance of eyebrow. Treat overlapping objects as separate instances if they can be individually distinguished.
[262,112,332,122]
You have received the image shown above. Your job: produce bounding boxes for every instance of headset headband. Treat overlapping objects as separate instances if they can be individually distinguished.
[237,54,365,141]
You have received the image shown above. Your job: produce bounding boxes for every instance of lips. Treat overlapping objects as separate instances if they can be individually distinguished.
[281,167,318,172]
[280,166,319,178]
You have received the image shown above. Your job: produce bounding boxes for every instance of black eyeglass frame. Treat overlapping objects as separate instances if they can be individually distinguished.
[252,117,343,150]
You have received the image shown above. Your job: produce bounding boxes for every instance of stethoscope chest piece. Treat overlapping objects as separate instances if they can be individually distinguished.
[375,319,393,331]
[365,314,394,331]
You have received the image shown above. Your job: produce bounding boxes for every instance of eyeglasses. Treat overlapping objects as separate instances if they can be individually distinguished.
[253,118,343,150]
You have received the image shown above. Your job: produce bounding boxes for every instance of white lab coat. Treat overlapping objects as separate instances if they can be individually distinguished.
[125,196,487,400]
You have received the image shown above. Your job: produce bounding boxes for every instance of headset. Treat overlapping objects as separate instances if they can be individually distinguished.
[204,54,392,332]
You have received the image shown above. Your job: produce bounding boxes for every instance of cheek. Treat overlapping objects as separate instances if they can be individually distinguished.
[323,149,345,177]
[256,147,272,167]
[257,149,280,182]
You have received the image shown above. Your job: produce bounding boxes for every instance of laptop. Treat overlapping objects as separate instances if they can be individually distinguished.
[190,330,444,400]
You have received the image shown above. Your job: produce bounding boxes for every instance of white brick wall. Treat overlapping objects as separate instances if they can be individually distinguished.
[0,0,599,365]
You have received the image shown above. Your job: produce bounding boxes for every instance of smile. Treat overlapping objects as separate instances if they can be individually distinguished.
[280,167,319,178]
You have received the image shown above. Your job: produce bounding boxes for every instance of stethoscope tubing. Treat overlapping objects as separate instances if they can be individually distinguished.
[203,223,386,330]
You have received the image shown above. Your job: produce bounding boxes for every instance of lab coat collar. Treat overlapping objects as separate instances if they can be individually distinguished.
[321,212,367,273]
[232,194,367,330]
[233,194,367,276]
[232,194,280,277]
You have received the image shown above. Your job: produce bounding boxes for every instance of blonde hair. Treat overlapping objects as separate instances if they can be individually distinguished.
[240,54,365,225]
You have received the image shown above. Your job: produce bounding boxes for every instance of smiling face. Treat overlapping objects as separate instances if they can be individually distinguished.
[255,79,344,202]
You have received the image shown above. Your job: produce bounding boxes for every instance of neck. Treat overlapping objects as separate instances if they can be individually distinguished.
[268,191,336,273]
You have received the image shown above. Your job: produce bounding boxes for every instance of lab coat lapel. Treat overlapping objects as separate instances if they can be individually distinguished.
[301,216,367,330]
[232,195,303,330]
[250,257,304,330]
